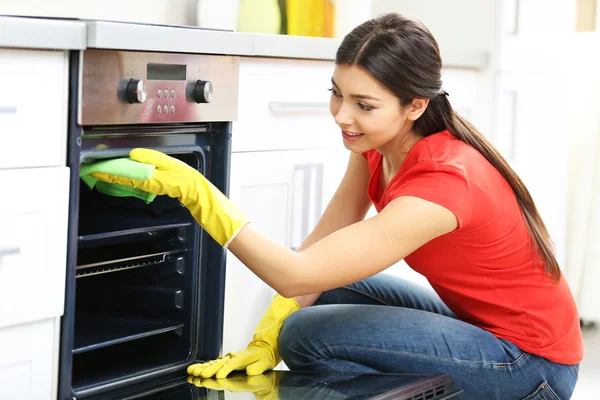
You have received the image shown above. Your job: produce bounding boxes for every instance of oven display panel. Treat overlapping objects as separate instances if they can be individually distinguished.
[147,63,187,81]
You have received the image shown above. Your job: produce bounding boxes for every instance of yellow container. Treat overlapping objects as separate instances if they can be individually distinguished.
[286,0,335,37]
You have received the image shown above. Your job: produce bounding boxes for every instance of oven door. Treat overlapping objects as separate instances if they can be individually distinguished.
[60,127,230,399]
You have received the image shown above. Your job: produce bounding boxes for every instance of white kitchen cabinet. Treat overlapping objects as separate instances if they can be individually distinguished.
[0,167,70,329]
[493,71,569,268]
[508,0,577,34]
[233,57,339,153]
[0,318,61,400]
[0,48,70,400]
[0,49,69,169]
[493,1,577,71]
[222,148,348,353]
[224,57,349,354]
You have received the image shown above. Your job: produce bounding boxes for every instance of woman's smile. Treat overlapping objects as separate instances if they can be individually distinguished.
[341,129,365,141]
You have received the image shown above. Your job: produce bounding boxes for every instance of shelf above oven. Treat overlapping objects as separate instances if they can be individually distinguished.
[73,315,184,355]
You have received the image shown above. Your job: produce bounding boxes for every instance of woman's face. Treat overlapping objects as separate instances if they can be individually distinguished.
[329,63,411,153]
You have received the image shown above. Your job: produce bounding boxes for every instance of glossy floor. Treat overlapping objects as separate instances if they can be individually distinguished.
[571,323,600,399]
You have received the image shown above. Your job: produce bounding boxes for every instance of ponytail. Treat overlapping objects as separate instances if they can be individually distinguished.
[419,95,561,281]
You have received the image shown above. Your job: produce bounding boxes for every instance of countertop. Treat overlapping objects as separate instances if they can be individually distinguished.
[0,16,489,69]
[0,15,87,50]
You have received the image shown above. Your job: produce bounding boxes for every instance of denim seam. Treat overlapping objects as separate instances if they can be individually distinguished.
[496,350,530,368]
[543,382,562,400]
[341,286,393,306]
[286,345,349,373]
[570,364,579,379]
[314,357,347,373]
[321,344,529,368]
[522,381,559,400]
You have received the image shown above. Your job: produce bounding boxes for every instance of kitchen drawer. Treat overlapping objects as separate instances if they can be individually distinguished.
[232,57,341,152]
[0,167,70,328]
[0,49,69,169]
[0,318,59,400]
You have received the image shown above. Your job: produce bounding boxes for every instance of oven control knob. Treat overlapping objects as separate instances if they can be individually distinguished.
[193,80,213,103]
[126,79,147,104]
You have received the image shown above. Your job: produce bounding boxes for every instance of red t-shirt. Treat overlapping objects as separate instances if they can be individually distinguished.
[363,130,583,365]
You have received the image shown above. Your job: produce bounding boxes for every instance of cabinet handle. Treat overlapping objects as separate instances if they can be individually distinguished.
[506,0,520,35]
[268,102,329,113]
[0,246,20,258]
[289,164,324,250]
[0,106,17,114]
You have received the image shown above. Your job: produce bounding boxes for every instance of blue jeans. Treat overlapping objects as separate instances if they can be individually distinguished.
[279,273,579,400]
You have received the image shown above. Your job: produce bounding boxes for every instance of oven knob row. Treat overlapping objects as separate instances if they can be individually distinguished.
[122,78,212,104]
[126,79,147,104]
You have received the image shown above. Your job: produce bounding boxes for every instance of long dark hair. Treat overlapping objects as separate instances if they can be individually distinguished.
[337,13,561,281]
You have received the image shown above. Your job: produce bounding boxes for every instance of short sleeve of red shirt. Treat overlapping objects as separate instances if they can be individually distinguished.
[385,161,473,229]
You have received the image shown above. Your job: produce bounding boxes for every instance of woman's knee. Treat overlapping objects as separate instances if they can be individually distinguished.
[279,308,302,349]
[279,307,325,348]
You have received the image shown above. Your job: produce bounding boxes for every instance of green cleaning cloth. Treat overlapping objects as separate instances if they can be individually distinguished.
[80,158,157,204]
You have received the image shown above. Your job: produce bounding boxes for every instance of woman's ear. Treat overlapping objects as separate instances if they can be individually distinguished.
[406,98,429,121]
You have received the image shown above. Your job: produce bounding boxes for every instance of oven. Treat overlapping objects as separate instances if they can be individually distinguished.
[58,49,239,399]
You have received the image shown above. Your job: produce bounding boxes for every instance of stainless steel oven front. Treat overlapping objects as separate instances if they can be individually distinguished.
[59,49,239,399]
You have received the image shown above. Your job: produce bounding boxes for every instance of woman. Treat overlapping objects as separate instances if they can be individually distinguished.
[93,13,583,399]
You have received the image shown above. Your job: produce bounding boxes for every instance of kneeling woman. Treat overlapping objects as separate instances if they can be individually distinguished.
[93,13,583,400]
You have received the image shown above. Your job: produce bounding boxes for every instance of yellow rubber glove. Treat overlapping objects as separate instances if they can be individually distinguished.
[187,372,281,400]
[90,148,249,248]
[188,294,300,379]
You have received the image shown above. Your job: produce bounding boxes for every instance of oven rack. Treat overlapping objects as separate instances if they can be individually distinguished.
[72,315,184,355]
[75,250,184,278]
[78,220,192,244]
[77,217,192,248]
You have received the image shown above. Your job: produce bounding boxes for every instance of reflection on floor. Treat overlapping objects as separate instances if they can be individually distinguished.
[572,323,600,399]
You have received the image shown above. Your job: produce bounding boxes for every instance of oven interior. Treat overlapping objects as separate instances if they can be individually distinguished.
[71,151,203,393]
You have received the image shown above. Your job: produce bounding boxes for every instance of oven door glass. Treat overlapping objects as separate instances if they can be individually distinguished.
[72,151,204,394]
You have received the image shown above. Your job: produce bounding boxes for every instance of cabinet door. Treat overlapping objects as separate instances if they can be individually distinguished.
[0,167,70,328]
[493,72,568,268]
[510,0,577,34]
[233,57,340,152]
[0,318,59,400]
[222,148,347,353]
[0,49,68,169]
[496,0,579,71]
